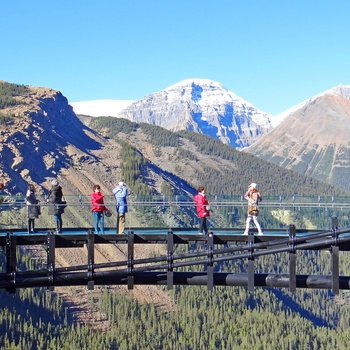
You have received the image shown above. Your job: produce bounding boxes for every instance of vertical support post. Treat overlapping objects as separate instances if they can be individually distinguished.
[47,232,56,291]
[288,224,296,293]
[167,231,174,290]
[247,234,255,292]
[6,233,16,294]
[127,231,134,290]
[207,233,214,291]
[87,230,95,290]
[331,217,339,295]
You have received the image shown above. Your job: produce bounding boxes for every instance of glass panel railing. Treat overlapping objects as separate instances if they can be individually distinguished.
[0,195,349,231]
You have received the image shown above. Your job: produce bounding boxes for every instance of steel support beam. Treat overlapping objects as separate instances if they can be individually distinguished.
[1,271,350,290]
[207,233,214,291]
[6,233,16,294]
[47,232,56,291]
[87,230,95,290]
[127,231,134,290]
[289,224,296,293]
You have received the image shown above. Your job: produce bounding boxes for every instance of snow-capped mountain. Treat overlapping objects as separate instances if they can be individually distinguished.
[70,99,135,117]
[70,79,275,148]
[116,79,272,148]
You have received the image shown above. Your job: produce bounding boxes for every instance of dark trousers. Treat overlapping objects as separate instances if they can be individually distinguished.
[28,219,35,233]
[199,217,208,234]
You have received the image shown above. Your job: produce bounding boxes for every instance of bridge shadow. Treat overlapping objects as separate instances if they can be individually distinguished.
[0,289,67,327]
[246,289,332,328]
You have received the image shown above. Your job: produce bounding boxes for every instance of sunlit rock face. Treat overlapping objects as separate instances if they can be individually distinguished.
[117,79,272,148]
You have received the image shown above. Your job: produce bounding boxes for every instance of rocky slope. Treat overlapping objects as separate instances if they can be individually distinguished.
[0,84,178,326]
[246,92,350,192]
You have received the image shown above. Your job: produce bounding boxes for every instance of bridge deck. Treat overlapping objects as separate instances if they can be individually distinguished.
[1,224,350,293]
[0,227,345,248]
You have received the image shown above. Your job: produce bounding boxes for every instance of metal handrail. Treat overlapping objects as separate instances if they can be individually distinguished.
[2,195,350,209]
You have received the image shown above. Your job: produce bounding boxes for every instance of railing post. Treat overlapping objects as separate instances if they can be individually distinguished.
[167,231,174,290]
[207,232,214,291]
[6,232,16,294]
[288,224,296,293]
[47,231,56,291]
[247,234,255,292]
[331,217,339,295]
[87,230,95,290]
[127,231,134,290]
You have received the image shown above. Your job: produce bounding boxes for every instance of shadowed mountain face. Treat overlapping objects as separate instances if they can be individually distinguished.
[0,85,101,194]
[246,93,350,192]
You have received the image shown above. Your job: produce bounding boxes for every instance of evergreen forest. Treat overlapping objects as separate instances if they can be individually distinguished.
[1,246,350,349]
[0,82,29,123]
[89,117,346,197]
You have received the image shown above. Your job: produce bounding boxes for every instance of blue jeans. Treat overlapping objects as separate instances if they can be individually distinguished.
[92,211,104,234]
[54,214,62,233]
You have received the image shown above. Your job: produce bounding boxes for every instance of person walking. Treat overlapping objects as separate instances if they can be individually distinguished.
[113,181,128,234]
[26,184,40,233]
[90,184,108,234]
[47,180,65,233]
[243,182,263,235]
[193,186,210,235]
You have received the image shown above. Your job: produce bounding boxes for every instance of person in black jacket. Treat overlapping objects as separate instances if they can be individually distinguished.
[47,180,64,233]
[26,184,40,233]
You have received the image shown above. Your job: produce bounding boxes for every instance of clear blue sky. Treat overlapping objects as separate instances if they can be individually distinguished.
[1,0,349,115]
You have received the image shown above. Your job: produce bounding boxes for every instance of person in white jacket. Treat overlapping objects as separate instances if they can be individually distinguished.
[243,182,263,236]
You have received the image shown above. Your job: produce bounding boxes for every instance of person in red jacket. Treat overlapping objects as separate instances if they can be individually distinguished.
[90,184,108,234]
[193,186,210,235]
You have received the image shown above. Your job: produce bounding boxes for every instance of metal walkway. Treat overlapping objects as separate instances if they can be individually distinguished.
[1,218,350,294]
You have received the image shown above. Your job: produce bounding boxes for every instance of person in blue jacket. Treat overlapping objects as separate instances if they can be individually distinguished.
[113,181,128,234]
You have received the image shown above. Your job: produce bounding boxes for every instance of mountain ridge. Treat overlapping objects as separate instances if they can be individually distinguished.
[247,92,350,192]
[73,78,273,149]
[272,84,350,127]
[0,80,345,197]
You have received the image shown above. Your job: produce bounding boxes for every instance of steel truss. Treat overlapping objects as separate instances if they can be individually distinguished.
[0,218,350,293]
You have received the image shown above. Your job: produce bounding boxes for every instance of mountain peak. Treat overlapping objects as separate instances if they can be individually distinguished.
[117,79,272,148]
[247,91,350,192]
[326,84,350,98]
[273,84,350,127]
[164,78,226,90]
